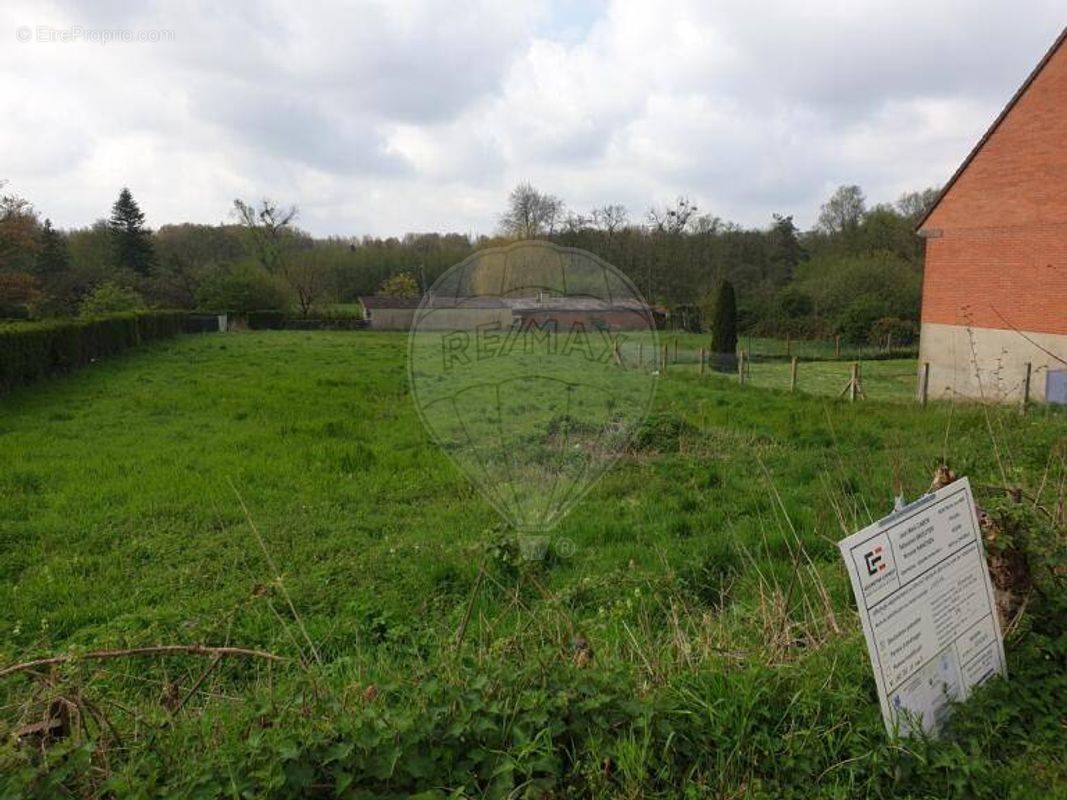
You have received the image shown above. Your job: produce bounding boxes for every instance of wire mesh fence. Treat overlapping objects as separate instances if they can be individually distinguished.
[615,336,921,403]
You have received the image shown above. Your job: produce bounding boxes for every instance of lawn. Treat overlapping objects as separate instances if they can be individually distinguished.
[0,331,1064,798]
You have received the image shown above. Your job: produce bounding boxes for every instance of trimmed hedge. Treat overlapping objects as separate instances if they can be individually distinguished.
[242,311,368,331]
[279,316,368,331]
[0,311,186,393]
[245,310,286,330]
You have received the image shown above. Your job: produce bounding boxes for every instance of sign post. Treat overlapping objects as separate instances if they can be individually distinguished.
[838,478,1006,737]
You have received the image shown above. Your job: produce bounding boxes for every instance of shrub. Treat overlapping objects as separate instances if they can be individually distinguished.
[0,272,43,318]
[775,286,813,319]
[79,282,145,316]
[709,279,738,371]
[835,296,888,344]
[0,311,185,393]
[869,316,918,346]
[196,260,291,314]
[377,272,420,298]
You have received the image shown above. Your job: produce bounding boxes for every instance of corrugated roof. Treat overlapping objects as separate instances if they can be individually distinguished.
[916,26,1067,232]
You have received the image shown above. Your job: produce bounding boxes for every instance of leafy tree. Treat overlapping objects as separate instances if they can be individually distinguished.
[896,187,940,221]
[776,286,813,318]
[36,219,69,276]
[817,185,866,234]
[794,252,921,323]
[377,272,420,298]
[0,180,40,273]
[151,223,246,309]
[108,188,155,275]
[768,214,803,278]
[195,259,291,313]
[709,279,738,371]
[0,272,43,317]
[836,295,888,344]
[499,183,564,239]
[79,282,145,316]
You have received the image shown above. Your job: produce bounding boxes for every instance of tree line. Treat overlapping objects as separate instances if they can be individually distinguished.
[0,179,937,343]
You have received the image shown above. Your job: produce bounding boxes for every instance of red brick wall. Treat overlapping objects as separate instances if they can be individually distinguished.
[921,223,1067,334]
[924,39,1067,231]
[921,37,1067,335]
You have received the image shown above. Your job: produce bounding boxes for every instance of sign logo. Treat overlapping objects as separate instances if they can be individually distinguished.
[865,546,885,576]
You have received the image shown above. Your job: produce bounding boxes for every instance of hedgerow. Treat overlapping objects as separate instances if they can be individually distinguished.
[0,311,185,393]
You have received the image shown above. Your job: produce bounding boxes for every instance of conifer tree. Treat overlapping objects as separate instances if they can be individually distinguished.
[36,219,69,276]
[108,187,155,275]
[710,279,738,372]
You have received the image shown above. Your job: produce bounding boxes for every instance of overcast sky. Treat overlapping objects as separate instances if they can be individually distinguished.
[1,2,1063,238]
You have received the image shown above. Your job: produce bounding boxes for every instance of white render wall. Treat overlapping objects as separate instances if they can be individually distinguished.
[918,322,1067,403]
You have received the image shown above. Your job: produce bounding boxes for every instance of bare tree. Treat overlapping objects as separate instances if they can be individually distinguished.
[561,211,592,234]
[283,258,328,317]
[498,183,565,239]
[592,204,629,235]
[817,185,866,234]
[232,198,299,272]
[647,196,698,234]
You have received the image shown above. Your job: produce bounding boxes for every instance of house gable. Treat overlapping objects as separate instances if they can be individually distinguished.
[919,28,1067,233]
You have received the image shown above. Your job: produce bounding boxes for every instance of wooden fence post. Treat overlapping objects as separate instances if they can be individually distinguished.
[638,342,643,368]
[738,350,745,385]
[834,335,841,359]
[699,348,706,377]
[673,337,678,364]
[849,362,858,402]
[661,344,668,373]
[790,356,798,393]
[1021,362,1032,412]
[919,362,930,407]
[785,334,791,358]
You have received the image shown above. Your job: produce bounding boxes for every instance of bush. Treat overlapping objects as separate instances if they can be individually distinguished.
[0,311,185,393]
[195,260,291,314]
[869,316,918,346]
[775,286,813,319]
[794,251,921,324]
[709,279,738,371]
[79,282,145,316]
[835,296,888,344]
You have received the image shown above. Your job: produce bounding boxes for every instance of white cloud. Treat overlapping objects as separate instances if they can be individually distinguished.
[0,0,1063,235]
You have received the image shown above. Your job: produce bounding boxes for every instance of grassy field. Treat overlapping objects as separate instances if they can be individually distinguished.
[658,354,920,402]
[0,331,1065,798]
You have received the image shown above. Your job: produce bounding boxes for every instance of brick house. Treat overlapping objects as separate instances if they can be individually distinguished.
[917,27,1067,404]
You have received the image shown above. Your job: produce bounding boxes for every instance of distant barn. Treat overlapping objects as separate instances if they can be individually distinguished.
[917,27,1067,404]
[360,294,664,332]
[358,296,422,330]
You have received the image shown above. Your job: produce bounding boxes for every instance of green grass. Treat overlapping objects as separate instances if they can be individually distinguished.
[658,333,918,362]
[0,332,1064,798]
[745,358,919,400]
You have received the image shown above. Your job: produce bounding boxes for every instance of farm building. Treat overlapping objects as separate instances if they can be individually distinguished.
[917,27,1067,404]
[362,293,663,332]
[358,296,422,330]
